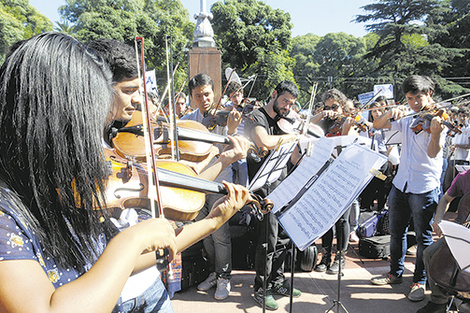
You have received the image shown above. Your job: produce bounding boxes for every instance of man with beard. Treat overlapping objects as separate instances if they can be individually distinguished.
[246,80,302,310]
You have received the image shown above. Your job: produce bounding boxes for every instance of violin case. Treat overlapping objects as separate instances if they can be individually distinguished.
[180,240,209,291]
[357,210,388,239]
[358,235,391,259]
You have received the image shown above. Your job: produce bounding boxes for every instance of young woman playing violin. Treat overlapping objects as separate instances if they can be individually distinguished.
[0,32,251,313]
[310,88,357,137]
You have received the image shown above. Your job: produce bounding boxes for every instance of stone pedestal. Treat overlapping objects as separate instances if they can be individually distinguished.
[188,47,221,108]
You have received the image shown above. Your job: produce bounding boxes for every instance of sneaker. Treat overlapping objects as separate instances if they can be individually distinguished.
[408,283,425,302]
[314,255,331,272]
[253,289,279,310]
[326,259,345,275]
[407,244,417,255]
[214,277,231,300]
[349,231,360,243]
[314,263,328,272]
[416,301,447,313]
[197,272,217,291]
[272,280,301,298]
[371,273,403,285]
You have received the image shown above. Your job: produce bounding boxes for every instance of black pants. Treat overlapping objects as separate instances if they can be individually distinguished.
[320,206,351,255]
[253,212,291,291]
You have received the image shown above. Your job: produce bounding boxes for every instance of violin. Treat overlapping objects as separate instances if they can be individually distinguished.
[112,111,216,162]
[277,110,324,138]
[201,103,257,129]
[112,111,268,164]
[325,113,368,136]
[103,148,205,221]
[103,147,273,222]
[410,108,462,135]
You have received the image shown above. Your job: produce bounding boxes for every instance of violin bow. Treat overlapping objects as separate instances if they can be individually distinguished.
[135,37,165,220]
[206,68,236,131]
[247,74,257,99]
[405,92,470,119]
[135,36,175,277]
[358,87,386,112]
[158,63,180,120]
[302,82,318,136]
[165,36,178,161]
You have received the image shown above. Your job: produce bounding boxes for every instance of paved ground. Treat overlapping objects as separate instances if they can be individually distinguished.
[171,241,459,313]
[169,211,466,313]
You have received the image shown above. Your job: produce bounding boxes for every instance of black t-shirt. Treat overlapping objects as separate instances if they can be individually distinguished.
[246,107,288,197]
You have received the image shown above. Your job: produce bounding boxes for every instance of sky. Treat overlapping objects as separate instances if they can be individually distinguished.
[29,0,372,38]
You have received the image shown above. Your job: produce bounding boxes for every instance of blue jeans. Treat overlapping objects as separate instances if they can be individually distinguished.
[114,278,173,313]
[388,185,438,285]
[232,159,248,187]
[196,193,232,279]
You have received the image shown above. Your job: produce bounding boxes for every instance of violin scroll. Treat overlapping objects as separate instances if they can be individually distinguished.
[278,110,324,138]
[246,193,273,221]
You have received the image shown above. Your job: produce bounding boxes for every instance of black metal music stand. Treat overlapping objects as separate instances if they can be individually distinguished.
[325,250,349,313]
[251,144,296,313]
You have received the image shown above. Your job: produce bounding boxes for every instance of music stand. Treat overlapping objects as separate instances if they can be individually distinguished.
[249,142,297,313]
[325,250,349,313]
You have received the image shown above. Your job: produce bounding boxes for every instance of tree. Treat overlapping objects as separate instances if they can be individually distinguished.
[211,0,295,100]
[355,0,441,71]
[58,0,194,96]
[0,0,52,63]
[290,32,379,104]
[289,33,321,104]
[54,20,77,35]
[426,0,470,95]
[355,0,467,99]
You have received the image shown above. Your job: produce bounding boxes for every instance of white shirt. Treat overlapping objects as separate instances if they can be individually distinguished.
[451,123,470,161]
[391,115,445,194]
[181,109,233,183]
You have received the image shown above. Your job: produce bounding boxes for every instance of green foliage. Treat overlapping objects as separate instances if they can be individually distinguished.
[289,32,377,104]
[356,0,442,71]
[426,0,470,95]
[354,0,470,99]
[58,0,193,96]
[245,49,296,101]
[0,0,52,63]
[211,0,294,100]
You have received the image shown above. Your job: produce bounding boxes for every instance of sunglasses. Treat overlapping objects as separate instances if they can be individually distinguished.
[324,103,340,111]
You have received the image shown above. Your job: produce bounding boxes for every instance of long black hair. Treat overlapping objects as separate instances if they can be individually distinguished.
[0,32,114,269]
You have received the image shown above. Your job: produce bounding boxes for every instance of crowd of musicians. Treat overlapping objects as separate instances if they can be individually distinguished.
[0,33,468,313]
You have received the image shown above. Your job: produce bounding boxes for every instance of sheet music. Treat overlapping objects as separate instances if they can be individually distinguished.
[268,137,336,211]
[248,142,297,192]
[440,220,470,273]
[273,143,387,251]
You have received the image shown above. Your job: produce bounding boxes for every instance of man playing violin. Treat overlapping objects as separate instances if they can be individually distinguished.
[371,75,446,303]
[89,40,249,183]
[245,80,302,310]
[223,81,249,187]
[181,73,251,300]
[88,39,252,301]
[443,106,470,192]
